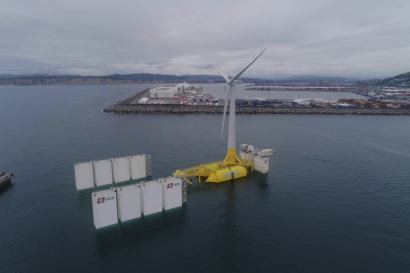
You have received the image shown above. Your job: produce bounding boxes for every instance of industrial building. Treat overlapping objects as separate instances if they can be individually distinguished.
[149,86,177,98]
[148,82,204,99]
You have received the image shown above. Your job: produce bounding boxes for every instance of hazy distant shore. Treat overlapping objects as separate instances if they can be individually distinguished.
[0,77,222,86]
[0,73,367,86]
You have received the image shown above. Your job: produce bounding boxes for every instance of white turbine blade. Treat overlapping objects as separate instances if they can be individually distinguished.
[221,85,231,138]
[228,49,266,84]
[212,64,230,83]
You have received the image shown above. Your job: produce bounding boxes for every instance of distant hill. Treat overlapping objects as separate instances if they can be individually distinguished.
[0,74,16,79]
[0,74,58,79]
[105,73,229,82]
[377,71,410,86]
[0,72,361,86]
[279,75,357,81]
[0,73,264,86]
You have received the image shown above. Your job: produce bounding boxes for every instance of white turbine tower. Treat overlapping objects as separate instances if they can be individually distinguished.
[213,49,266,165]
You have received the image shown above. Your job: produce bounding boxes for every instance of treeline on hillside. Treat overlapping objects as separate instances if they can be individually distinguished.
[377,71,410,86]
[0,73,263,85]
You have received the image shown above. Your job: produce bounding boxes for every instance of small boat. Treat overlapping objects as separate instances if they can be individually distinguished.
[0,172,13,189]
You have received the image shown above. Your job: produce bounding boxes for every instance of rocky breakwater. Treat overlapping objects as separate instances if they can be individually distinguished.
[104,104,410,115]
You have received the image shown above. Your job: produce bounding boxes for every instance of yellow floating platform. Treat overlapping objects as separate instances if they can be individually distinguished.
[173,157,253,184]
[206,165,247,183]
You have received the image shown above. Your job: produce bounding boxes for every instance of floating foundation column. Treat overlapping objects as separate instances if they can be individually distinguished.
[92,188,118,229]
[74,154,151,190]
[117,184,142,222]
[112,157,130,184]
[162,178,182,210]
[74,162,95,190]
[140,180,162,216]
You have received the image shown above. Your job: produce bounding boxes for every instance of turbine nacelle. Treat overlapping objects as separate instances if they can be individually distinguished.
[231,80,242,86]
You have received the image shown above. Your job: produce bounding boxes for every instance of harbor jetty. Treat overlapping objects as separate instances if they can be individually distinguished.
[103,85,410,115]
[104,104,410,115]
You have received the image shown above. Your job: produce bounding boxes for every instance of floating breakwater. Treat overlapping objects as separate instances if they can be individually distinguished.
[104,105,410,115]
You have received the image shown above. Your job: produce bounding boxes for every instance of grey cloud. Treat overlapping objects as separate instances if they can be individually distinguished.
[1,0,409,78]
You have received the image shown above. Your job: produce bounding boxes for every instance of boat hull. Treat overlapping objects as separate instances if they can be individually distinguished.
[0,173,12,189]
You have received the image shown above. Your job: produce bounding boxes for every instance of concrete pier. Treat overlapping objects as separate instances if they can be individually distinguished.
[104,87,410,115]
[103,104,410,115]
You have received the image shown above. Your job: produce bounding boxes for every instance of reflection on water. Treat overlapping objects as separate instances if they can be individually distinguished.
[250,172,270,194]
[95,206,187,258]
[0,181,14,194]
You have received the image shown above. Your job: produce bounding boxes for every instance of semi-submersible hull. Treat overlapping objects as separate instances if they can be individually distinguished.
[174,158,252,184]
[173,144,273,184]
[204,165,247,183]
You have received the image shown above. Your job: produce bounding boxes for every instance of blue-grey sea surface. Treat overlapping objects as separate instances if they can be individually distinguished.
[0,84,409,272]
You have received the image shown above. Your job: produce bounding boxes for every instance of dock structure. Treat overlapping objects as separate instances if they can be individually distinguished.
[104,83,410,115]
[104,104,410,115]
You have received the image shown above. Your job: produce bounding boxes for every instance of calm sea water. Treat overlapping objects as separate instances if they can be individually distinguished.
[0,84,409,273]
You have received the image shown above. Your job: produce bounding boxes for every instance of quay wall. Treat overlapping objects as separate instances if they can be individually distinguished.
[117,88,150,104]
[104,105,410,115]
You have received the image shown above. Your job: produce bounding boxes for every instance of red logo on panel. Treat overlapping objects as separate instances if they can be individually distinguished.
[167,183,173,189]
[97,198,105,204]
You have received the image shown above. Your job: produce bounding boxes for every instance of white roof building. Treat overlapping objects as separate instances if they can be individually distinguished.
[149,86,177,98]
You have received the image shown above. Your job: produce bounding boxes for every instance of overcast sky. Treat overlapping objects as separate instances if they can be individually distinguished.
[1,0,410,79]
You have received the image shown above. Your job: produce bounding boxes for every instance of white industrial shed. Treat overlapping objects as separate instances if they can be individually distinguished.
[149,87,176,98]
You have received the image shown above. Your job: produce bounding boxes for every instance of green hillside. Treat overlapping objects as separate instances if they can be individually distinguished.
[378,71,410,86]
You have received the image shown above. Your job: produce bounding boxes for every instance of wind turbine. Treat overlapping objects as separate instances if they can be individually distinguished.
[213,49,266,165]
